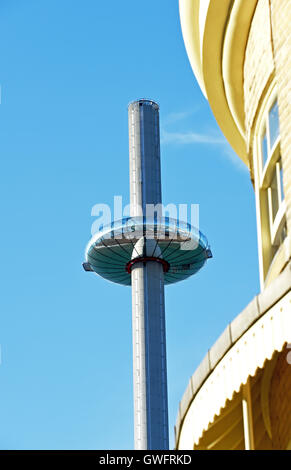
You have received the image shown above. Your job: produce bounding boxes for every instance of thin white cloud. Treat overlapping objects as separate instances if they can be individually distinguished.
[221,143,248,172]
[162,109,198,126]
[161,128,248,173]
[161,129,225,145]
[161,110,249,172]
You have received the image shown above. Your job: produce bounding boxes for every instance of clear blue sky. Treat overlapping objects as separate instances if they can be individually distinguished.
[0,0,259,450]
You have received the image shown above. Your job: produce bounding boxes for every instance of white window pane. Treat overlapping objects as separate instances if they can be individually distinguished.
[261,130,268,167]
[270,170,279,222]
[280,223,287,244]
[280,162,284,201]
[269,100,280,149]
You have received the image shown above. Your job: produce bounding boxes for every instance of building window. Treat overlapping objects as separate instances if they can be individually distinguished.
[279,161,284,202]
[261,130,268,167]
[279,223,287,245]
[269,100,280,149]
[260,98,280,171]
[267,158,284,225]
[254,88,288,286]
[266,156,287,252]
[268,169,279,223]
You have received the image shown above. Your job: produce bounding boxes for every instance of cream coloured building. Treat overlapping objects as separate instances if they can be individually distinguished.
[175,0,291,450]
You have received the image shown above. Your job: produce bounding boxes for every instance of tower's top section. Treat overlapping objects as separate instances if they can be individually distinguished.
[128,99,159,111]
[83,100,212,285]
[128,96,162,216]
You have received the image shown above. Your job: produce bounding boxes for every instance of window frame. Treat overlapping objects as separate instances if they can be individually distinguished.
[259,97,281,183]
[253,83,287,288]
[267,160,286,246]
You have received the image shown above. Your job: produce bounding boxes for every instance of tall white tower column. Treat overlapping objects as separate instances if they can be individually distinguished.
[128,100,169,450]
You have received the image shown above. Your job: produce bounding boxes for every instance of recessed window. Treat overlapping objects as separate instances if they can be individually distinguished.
[260,98,280,170]
[254,88,288,285]
[280,162,284,202]
[269,100,280,149]
[261,130,268,167]
[267,158,286,248]
[279,223,287,245]
[267,158,284,224]
[269,169,279,223]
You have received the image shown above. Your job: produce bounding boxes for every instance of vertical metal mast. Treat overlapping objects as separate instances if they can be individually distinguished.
[128,100,169,450]
[85,100,212,451]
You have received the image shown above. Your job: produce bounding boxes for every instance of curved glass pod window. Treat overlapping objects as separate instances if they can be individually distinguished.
[91,216,206,247]
[85,217,211,286]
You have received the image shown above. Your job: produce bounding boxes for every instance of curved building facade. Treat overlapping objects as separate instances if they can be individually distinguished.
[176,0,291,450]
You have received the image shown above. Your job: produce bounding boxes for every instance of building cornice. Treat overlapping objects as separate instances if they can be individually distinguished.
[179,0,259,166]
[175,261,291,448]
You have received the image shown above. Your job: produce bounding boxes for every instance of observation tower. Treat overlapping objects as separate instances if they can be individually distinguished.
[83,99,212,450]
